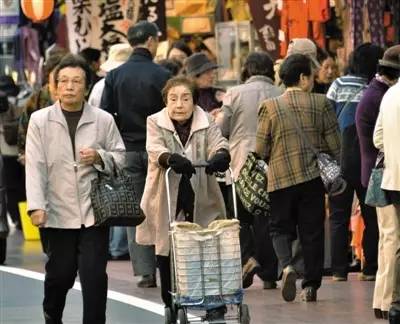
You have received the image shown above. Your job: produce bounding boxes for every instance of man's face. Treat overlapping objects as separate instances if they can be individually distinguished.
[148,36,159,58]
[56,67,86,107]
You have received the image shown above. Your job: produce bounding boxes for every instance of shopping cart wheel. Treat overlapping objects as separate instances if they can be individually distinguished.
[240,304,250,324]
[177,308,187,324]
[165,307,175,324]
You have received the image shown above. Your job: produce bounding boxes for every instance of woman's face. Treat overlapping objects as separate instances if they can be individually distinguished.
[167,84,194,123]
[195,69,215,88]
[317,57,336,84]
[168,48,188,63]
[56,67,86,107]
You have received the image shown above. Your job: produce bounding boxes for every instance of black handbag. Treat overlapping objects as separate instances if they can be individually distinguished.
[90,158,145,226]
[236,152,270,217]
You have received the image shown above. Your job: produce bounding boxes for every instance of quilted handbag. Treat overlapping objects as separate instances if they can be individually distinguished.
[90,159,145,226]
[365,153,390,208]
[316,152,347,197]
[236,152,270,217]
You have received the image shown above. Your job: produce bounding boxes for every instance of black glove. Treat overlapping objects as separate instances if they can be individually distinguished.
[168,153,196,176]
[205,150,231,175]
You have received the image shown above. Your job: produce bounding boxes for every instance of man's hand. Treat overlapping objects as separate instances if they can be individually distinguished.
[79,148,101,165]
[31,209,47,227]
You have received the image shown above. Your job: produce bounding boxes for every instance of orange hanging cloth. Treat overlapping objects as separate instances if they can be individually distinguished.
[280,0,330,56]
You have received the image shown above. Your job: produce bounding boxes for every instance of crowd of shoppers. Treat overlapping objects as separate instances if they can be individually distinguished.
[1,17,400,324]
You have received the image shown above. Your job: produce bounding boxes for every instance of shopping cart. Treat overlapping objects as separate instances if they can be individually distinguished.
[164,163,250,324]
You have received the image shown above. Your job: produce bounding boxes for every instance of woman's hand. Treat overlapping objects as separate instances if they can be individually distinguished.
[168,153,196,177]
[31,209,47,227]
[206,150,231,174]
[79,148,102,165]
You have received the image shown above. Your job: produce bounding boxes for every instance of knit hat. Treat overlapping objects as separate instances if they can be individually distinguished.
[379,45,400,70]
[185,53,219,77]
[286,38,320,69]
[100,43,133,72]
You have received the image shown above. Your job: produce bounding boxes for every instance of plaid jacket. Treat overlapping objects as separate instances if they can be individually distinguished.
[256,90,340,192]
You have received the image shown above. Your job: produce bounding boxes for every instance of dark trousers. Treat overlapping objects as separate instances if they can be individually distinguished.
[157,254,172,308]
[42,226,109,324]
[269,178,325,289]
[237,194,278,281]
[2,156,25,225]
[329,178,379,276]
[125,151,156,276]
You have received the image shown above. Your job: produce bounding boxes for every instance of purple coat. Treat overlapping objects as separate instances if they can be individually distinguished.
[355,78,389,187]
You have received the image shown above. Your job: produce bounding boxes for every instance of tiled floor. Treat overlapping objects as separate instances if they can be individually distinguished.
[0,227,386,324]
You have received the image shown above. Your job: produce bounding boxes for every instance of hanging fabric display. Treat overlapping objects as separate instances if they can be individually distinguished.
[248,0,280,61]
[350,0,385,48]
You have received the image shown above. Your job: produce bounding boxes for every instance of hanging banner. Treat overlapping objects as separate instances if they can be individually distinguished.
[66,0,140,55]
[0,0,19,38]
[248,0,280,60]
[139,0,167,41]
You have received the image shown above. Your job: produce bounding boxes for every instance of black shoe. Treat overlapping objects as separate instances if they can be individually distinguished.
[137,274,157,288]
[389,308,400,324]
[374,308,383,319]
[383,311,389,320]
[300,286,317,302]
[205,306,226,323]
[108,253,130,261]
[242,257,260,289]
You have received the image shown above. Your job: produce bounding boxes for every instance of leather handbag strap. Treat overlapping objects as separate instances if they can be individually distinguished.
[284,93,319,156]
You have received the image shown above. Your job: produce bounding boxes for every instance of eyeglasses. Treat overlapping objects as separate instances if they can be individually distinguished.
[58,78,85,87]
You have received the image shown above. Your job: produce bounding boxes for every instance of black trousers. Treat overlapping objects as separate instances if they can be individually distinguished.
[157,255,172,308]
[237,194,278,281]
[329,178,378,276]
[269,178,325,289]
[42,226,109,324]
[2,156,25,225]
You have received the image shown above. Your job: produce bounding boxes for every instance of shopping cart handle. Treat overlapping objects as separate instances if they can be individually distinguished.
[192,161,209,168]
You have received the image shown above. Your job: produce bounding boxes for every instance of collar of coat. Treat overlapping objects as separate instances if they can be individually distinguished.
[156,105,210,134]
[48,101,96,129]
[245,75,274,85]
[129,47,153,61]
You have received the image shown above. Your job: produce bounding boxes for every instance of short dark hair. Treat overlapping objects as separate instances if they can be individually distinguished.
[127,21,159,47]
[162,76,198,105]
[79,47,101,63]
[240,52,274,82]
[350,43,384,81]
[279,54,312,87]
[317,47,331,64]
[168,40,193,58]
[43,52,68,84]
[54,54,92,89]
[158,59,182,77]
[378,65,400,81]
